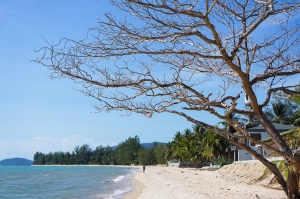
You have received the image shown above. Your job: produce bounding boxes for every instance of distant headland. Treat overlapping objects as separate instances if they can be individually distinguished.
[0,158,33,166]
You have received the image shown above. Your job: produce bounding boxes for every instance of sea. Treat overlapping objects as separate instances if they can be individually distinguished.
[0,165,138,199]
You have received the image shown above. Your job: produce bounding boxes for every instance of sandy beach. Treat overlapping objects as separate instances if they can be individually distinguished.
[123,160,286,199]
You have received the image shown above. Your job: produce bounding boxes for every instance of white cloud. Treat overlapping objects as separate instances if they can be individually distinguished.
[0,135,106,161]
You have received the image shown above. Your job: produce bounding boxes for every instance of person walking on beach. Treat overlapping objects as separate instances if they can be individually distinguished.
[143,165,145,173]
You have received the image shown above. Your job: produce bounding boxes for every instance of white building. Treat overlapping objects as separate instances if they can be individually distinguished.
[231,123,296,161]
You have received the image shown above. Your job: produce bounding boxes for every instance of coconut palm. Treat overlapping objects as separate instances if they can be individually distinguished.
[290,111,300,127]
[170,129,203,163]
[192,125,206,142]
[201,129,229,160]
[286,128,300,150]
[162,142,172,162]
[169,125,229,163]
[170,131,184,160]
[264,100,299,125]
[264,101,291,124]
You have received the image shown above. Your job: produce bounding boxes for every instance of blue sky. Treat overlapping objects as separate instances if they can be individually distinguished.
[0,0,221,161]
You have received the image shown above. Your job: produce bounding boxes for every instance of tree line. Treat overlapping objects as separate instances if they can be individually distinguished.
[33,136,165,165]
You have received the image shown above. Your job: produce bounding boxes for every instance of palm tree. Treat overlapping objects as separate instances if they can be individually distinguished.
[201,129,229,160]
[264,100,299,125]
[192,125,206,141]
[170,129,203,163]
[244,106,260,127]
[286,128,300,150]
[170,131,184,160]
[291,111,300,127]
[163,142,173,162]
[264,101,291,124]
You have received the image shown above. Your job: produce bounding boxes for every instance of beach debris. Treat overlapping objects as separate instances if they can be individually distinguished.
[255,194,260,199]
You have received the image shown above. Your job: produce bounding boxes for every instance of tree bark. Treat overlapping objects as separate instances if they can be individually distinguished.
[287,167,300,199]
[257,113,291,154]
[256,111,299,198]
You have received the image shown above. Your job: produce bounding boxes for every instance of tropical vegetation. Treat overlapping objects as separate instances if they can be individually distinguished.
[33,136,166,165]
[166,125,230,163]
[264,98,300,127]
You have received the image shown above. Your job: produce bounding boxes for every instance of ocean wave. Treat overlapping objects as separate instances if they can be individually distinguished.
[112,175,125,183]
[104,186,132,199]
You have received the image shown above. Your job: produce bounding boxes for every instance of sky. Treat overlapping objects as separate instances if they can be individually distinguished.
[0,0,222,161]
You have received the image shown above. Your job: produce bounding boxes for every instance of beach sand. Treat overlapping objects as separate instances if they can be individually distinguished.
[123,161,286,199]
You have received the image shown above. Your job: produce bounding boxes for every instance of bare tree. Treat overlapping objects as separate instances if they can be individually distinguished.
[35,0,300,198]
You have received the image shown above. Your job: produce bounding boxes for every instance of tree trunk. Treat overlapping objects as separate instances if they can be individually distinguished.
[287,168,300,199]
[258,114,290,153]
[256,114,300,198]
[261,158,289,196]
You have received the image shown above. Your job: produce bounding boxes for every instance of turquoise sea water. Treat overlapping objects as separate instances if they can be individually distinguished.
[0,166,136,199]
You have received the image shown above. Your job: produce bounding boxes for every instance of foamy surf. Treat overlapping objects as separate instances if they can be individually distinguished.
[104,186,132,199]
[113,175,125,183]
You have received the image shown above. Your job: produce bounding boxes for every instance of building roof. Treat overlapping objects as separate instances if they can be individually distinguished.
[260,127,300,143]
[247,123,297,132]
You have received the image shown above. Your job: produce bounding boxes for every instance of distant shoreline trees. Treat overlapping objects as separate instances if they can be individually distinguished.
[33,136,166,166]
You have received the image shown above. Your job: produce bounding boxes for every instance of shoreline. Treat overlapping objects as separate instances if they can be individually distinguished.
[122,174,143,199]
[121,162,286,199]
[30,164,136,167]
